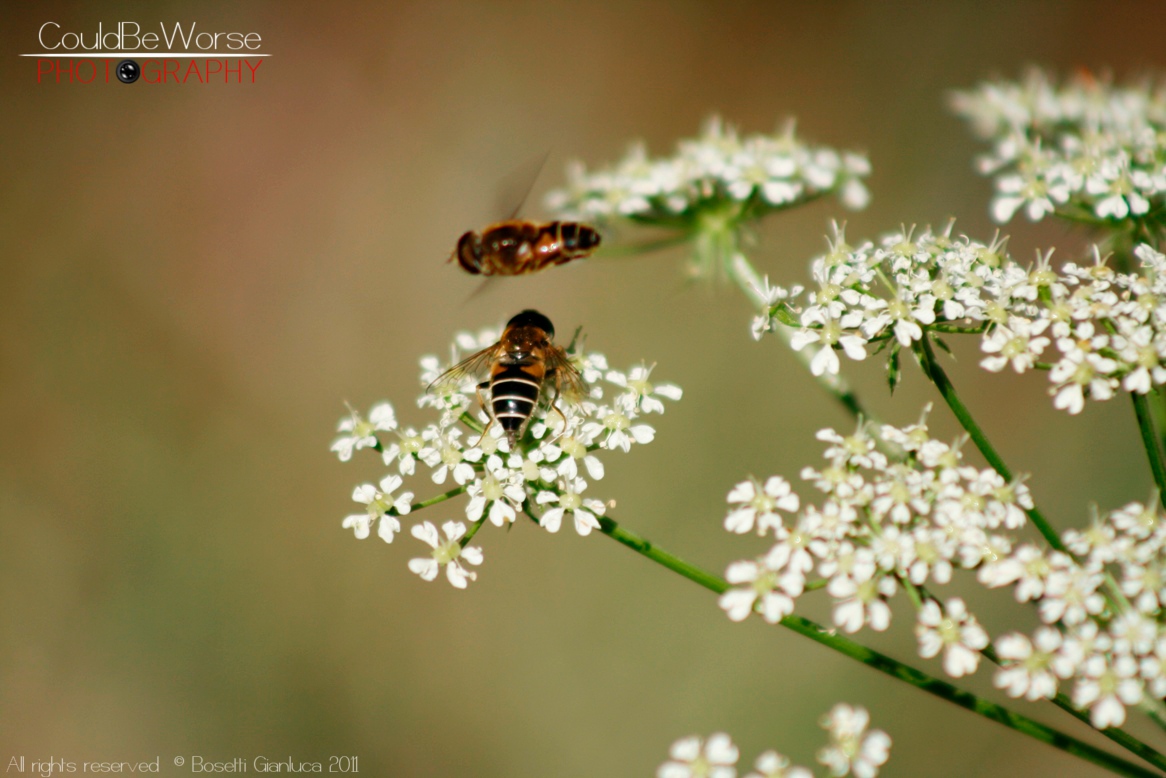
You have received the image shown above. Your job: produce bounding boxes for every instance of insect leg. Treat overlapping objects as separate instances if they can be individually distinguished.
[471,382,494,447]
[545,383,570,443]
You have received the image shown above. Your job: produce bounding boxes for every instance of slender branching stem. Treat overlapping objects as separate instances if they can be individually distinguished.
[726,245,867,420]
[410,485,467,512]
[461,515,487,545]
[915,334,1067,552]
[1152,389,1166,475]
[915,335,1158,616]
[1133,392,1166,511]
[593,512,1166,777]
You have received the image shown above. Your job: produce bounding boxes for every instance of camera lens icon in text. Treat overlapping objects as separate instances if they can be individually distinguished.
[116,59,140,84]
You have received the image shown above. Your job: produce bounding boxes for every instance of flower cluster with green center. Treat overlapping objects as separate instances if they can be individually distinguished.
[544,116,871,280]
[718,411,1023,681]
[952,69,1166,234]
[718,408,1166,728]
[331,325,680,587]
[984,496,1166,728]
[754,221,1166,414]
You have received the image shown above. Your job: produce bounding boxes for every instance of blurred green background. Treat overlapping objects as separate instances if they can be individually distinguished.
[3,2,1166,775]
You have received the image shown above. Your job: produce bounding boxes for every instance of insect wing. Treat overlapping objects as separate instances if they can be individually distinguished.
[496,151,549,221]
[426,343,499,396]
[545,346,589,404]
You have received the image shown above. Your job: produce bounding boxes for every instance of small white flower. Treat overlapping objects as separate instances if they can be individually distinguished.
[743,751,812,778]
[915,598,988,678]
[718,558,800,624]
[582,407,656,452]
[407,521,483,588]
[1039,561,1105,626]
[978,543,1053,601]
[381,426,424,476]
[607,363,683,414]
[550,431,606,481]
[331,402,397,461]
[789,306,869,377]
[979,317,1050,373]
[1072,653,1144,729]
[343,474,414,542]
[658,733,739,778]
[725,476,800,535]
[993,628,1067,701]
[956,71,1166,229]
[1110,500,1161,540]
[465,466,527,527]
[419,426,480,485]
[827,555,894,634]
[1109,611,1159,656]
[816,704,891,778]
[536,477,605,535]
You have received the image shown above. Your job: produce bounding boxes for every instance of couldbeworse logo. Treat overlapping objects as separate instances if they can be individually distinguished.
[26,21,269,85]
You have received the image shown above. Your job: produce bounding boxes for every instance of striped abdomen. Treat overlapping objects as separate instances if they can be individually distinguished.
[489,361,546,442]
[533,222,601,266]
[459,221,601,276]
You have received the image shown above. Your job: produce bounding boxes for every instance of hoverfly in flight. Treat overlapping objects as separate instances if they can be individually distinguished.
[450,220,601,276]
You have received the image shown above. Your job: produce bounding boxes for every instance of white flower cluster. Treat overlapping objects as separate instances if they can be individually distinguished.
[659,704,890,778]
[754,223,1009,376]
[331,327,680,587]
[718,412,1032,682]
[951,70,1166,226]
[981,243,1166,414]
[719,411,1166,728]
[755,223,1166,414]
[988,498,1166,728]
[545,116,870,228]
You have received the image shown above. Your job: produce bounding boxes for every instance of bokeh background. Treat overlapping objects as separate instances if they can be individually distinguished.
[3,2,1166,775]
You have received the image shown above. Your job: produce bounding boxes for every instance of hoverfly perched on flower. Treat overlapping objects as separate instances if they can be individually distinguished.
[450,220,602,276]
[427,309,587,446]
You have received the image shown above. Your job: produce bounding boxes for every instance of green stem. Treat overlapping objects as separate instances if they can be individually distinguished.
[916,335,1146,689]
[1143,699,1166,734]
[460,515,487,546]
[596,514,1166,777]
[410,485,467,512]
[460,411,485,434]
[1152,389,1166,473]
[727,249,866,420]
[930,323,989,335]
[905,576,1163,759]
[916,334,1067,552]
[1133,392,1166,511]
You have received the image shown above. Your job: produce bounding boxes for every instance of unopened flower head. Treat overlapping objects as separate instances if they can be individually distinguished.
[332,321,680,586]
[952,69,1166,231]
